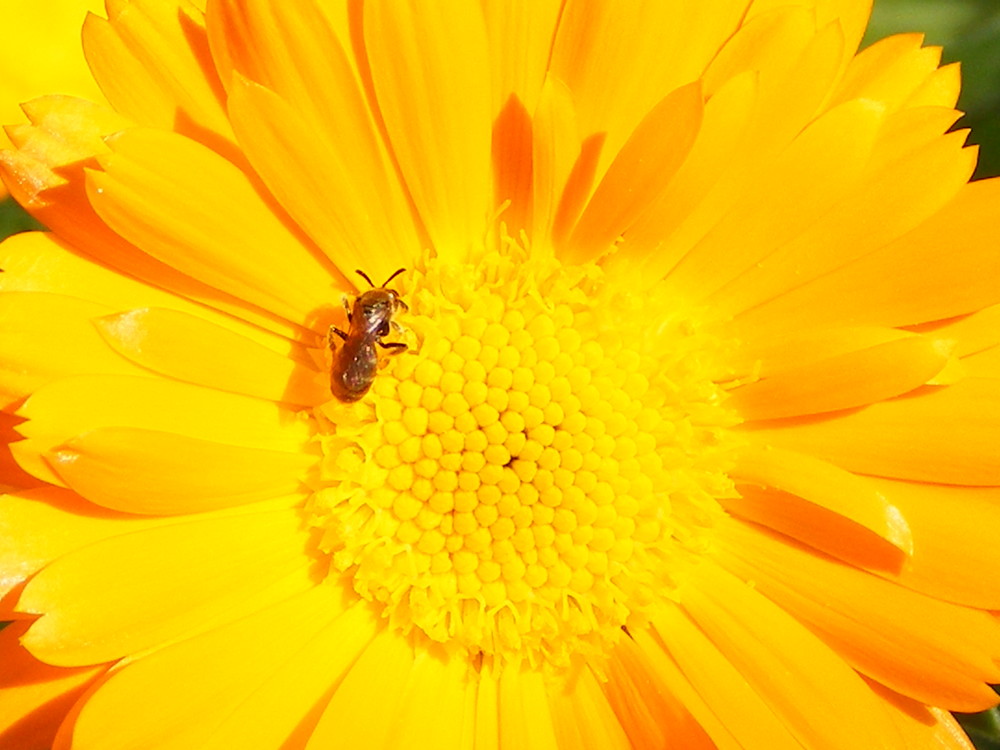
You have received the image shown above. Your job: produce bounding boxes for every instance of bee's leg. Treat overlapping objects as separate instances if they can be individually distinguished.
[328,326,348,347]
[378,341,407,355]
[341,295,353,323]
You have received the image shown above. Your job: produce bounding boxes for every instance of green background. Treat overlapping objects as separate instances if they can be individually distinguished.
[1,1,999,746]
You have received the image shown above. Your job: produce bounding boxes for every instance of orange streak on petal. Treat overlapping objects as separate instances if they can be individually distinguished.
[548,667,631,749]
[530,76,579,252]
[48,426,315,515]
[18,507,319,667]
[731,445,913,554]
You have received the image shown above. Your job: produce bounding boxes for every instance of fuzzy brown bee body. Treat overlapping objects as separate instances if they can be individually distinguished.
[328,269,407,402]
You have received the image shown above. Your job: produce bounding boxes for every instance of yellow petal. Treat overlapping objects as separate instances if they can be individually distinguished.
[227,74,419,281]
[0,229,305,351]
[68,586,376,750]
[635,606,803,750]
[0,620,105,750]
[717,520,1000,712]
[548,666,631,749]
[14,373,313,486]
[496,664,560,750]
[48,426,314,514]
[661,97,884,303]
[0,487,169,600]
[832,33,943,110]
[722,127,975,319]
[82,0,233,146]
[746,378,1000,485]
[730,445,913,555]
[680,562,903,750]
[728,335,953,419]
[481,0,562,116]
[306,634,471,749]
[87,127,337,325]
[365,0,492,260]
[735,171,997,336]
[94,308,325,405]
[530,76,581,251]
[0,292,147,408]
[18,507,317,666]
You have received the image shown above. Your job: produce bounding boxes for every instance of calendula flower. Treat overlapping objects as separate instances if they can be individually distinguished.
[3,0,1000,748]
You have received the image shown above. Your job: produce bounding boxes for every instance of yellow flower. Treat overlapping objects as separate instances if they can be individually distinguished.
[2,1,1000,747]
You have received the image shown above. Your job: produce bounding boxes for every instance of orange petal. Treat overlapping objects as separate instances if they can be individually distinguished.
[306,634,472,749]
[48,426,314,514]
[865,479,1000,609]
[226,74,419,281]
[94,307,325,405]
[530,75,580,253]
[744,378,1000,486]
[87,127,337,325]
[0,620,105,750]
[728,334,953,419]
[730,445,913,555]
[364,0,492,260]
[717,519,1000,712]
[17,507,318,666]
[0,291,147,409]
[82,0,233,148]
[735,176,1000,335]
[678,562,903,749]
[67,586,377,750]
[832,33,942,110]
[565,82,703,263]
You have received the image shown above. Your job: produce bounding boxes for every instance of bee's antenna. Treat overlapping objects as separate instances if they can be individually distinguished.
[381,268,406,288]
[355,269,376,288]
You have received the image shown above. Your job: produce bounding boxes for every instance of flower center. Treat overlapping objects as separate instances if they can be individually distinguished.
[310,251,739,668]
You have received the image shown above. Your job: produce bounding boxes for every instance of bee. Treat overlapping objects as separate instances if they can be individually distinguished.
[328,268,408,402]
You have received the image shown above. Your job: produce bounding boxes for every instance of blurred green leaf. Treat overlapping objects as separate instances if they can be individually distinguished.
[0,196,43,238]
